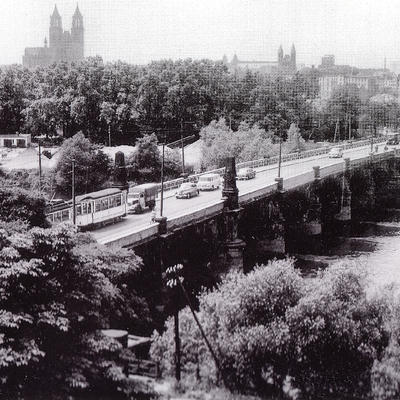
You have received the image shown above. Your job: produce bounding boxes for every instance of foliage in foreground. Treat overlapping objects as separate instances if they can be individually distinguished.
[0,223,153,399]
[0,183,47,227]
[151,259,393,399]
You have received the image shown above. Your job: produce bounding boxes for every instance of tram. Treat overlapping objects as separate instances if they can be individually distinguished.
[46,188,127,230]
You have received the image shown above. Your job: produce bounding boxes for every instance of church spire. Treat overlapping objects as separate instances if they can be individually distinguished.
[72,3,83,29]
[73,3,82,17]
[50,4,62,27]
[51,4,61,20]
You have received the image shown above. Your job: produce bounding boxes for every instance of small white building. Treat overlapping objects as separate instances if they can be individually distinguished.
[0,134,31,148]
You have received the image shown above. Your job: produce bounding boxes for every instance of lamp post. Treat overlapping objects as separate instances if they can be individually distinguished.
[179,121,197,178]
[160,137,165,217]
[72,158,76,225]
[159,133,195,218]
[38,140,42,194]
[277,130,282,178]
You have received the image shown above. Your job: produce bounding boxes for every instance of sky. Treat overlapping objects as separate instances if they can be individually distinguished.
[0,0,400,68]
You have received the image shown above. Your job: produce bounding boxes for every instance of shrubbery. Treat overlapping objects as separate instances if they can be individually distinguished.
[0,223,155,399]
[151,259,396,399]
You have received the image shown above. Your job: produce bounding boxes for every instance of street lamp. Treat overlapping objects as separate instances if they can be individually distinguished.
[160,137,165,217]
[275,130,284,192]
[38,140,42,194]
[180,121,197,177]
[71,158,76,225]
[277,130,282,178]
[159,133,195,218]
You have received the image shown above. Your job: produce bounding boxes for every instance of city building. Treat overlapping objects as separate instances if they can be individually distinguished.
[0,134,31,148]
[22,4,84,68]
[224,44,297,76]
[319,72,399,100]
[317,53,399,99]
[319,55,335,69]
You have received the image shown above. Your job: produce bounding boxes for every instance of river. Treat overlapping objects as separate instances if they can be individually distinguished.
[295,218,400,296]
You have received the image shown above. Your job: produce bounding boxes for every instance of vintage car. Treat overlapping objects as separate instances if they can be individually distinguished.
[237,167,256,180]
[197,173,221,191]
[328,147,343,158]
[176,182,199,199]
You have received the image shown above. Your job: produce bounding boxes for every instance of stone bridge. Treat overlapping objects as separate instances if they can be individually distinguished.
[95,146,400,282]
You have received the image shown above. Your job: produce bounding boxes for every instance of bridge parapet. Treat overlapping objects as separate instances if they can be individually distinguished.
[156,139,385,195]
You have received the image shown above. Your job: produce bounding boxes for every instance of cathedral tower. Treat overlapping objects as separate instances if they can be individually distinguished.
[71,4,84,62]
[49,5,63,62]
[23,4,85,68]
[278,45,283,66]
[290,43,296,70]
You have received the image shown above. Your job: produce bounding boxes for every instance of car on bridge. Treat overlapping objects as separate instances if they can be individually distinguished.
[237,167,256,180]
[197,173,221,191]
[328,147,343,158]
[386,135,400,146]
[176,182,199,199]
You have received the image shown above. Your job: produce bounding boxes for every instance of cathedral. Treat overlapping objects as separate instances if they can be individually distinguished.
[224,44,297,76]
[22,5,84,68]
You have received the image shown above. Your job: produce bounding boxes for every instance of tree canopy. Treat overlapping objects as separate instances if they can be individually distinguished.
[0,223,152,399]
[55,132,111,196]
[151,259,391,399]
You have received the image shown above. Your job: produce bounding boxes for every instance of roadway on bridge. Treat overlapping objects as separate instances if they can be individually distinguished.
[92,144,385,244]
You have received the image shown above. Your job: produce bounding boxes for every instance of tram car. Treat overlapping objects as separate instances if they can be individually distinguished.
[46,188,127,230]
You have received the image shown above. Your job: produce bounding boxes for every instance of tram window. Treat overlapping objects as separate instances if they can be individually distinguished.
[54,212,60,222]
[109,196,115,208]
[76,205,82,216]
[95,201,101,212]
[88,203,92,213]
[116,194,122,206]
[82,203,87,214]
[102,198,109,210]
[62,210,70,221]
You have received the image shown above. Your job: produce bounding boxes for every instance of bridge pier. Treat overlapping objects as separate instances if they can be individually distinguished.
[222,157,245,271]
[253,184,286,256]
[303,166,322,236]
[335,158,352,234]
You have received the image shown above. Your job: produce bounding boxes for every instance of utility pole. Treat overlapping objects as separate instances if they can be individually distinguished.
[166,264,183,382]
[174,288,181,382]
[348,114,351,141]
[277,131,282,178]
[334,118,339,143]
[160,137,165,217]
[72,159,76,225]
[38,141,42,194]
[180,120,185,176]
[108,124,111,147]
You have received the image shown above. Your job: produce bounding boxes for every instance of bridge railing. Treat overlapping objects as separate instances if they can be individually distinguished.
[155,138,384,195]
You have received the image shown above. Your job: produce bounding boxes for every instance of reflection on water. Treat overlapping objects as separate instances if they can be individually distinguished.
[295,222,400,294]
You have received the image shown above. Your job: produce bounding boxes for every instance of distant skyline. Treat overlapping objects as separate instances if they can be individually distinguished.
[1,0,400,68]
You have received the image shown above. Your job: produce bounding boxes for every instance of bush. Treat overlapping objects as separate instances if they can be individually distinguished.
[151,259,390,398]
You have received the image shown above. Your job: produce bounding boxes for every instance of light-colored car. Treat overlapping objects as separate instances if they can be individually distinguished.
[328,147,343,158]
[197,173,221,191]
[176,182,199,199]
[237,167,256,180]
[386,136,400,146]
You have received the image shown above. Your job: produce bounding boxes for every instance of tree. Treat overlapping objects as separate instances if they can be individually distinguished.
[55,132,111,196]
[0,224,153,399]
[128,133,161,183]
[0,183,47,227]
[199,119,277,169]
[285,123,305,152]
[326,84,362,140]
[151,259,390,398]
